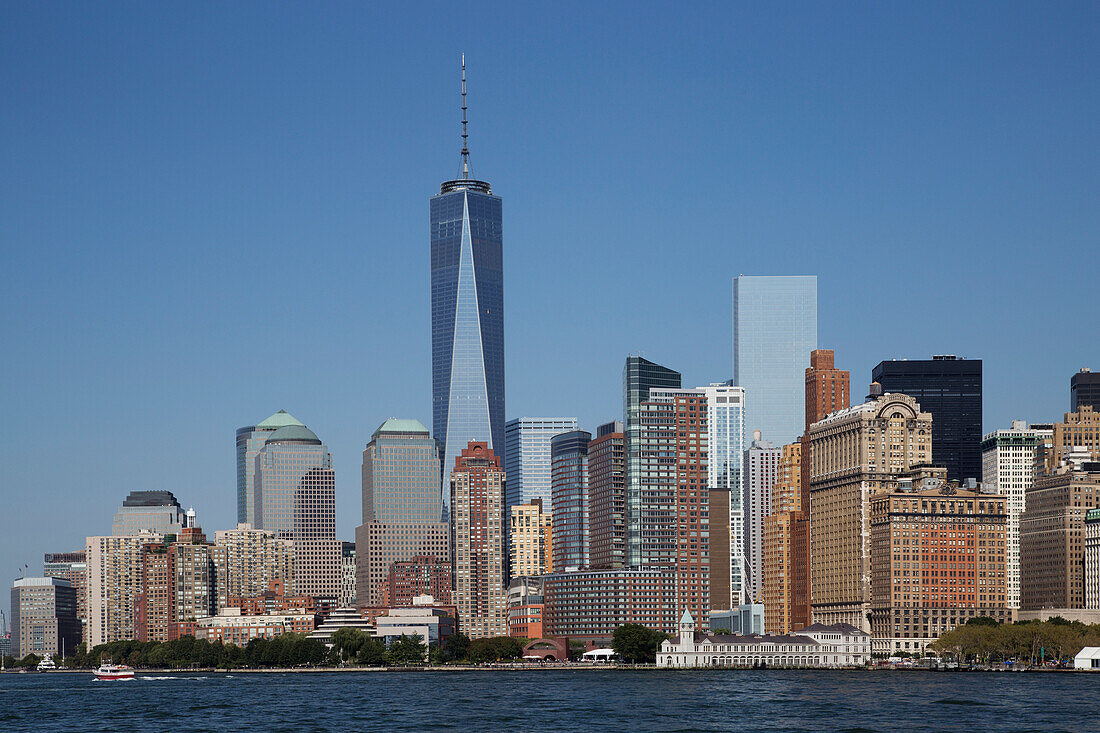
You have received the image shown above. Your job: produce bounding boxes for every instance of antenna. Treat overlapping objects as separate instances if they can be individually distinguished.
[460,54,470,179]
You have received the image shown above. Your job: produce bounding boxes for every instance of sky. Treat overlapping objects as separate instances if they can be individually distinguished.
[1,2,1098,617]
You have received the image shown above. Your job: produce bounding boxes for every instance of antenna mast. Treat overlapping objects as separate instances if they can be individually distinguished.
[460,54,470,179]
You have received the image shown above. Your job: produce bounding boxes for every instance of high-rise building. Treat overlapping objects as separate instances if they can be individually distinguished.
[763,442,801,634]
[793,349,851,629]
[870,482,1008,654]
[980,421,1053,609]
[541,567,677,641]
[702,383,746,612]
[871,355,982,482]
[551,430,591,571]
[808,388,933,631]
[382,556,453,608]
[10,577,79,659]
[354,419,449,609]
[588,421,626,570]
[213,524,294,599]
[623,356,681,567]
[85,532,164,645]
[43,552,87,643]
[743,432,781,603]
[111,491,186,536]
[431,60,504,510]
[341,542,357,608]
[254,422,340,600]
[1072,368,1100,412]
[235,410,306,526]
[135,525,223,643]
[1046,406,1100,472]
[732,275,818,446]
[670,389,712,629]
[504,417,579,512]
[1085,509,1100,609]
[1020,452,1100,610]
[450,442,508,638]
[509,499,552,578]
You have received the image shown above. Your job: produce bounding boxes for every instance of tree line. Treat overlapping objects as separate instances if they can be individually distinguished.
[932,617,1100,665]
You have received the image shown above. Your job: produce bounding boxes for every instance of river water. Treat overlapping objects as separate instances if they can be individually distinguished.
[2,668,1096,731]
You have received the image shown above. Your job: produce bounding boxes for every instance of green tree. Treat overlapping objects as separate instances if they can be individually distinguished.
[384,634,428,666]
[613,624,666,664]
[433,632,471,664]
[357,638,386,666]
[329,627,367,663]
[965,616,999,627]
[468,636,523,664]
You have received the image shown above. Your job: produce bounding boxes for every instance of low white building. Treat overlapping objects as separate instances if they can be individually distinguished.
[659,610,871,669]
[1074,647,1100,670]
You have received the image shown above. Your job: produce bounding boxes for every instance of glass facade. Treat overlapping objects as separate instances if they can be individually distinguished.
[703,382,746,607]
[504,417,579,512]
[732,275,818,447]
[623,356,681,567]
[551,430,591,571]
[362,419,443,524]
[431,183,504,513]
[872,356,983,482]
[236,410,306,526]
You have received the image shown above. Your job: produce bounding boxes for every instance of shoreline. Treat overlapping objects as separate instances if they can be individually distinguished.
[2,665,1089,675]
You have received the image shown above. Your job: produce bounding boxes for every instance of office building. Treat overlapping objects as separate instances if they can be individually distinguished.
[1085,509,1100,609]
[254,422,340,600]
[869,482,1008,654]
[793,348,851,629]
[235,410,306,526]
[431,62,505,509]
[85,532,164,645]
[510,499,552,578]
[1046,406,1100,472]
[763,442,801,634]
[732,275,818,446]
[450,442,508,638]
[382,555,453,607]
[871,355,982,482]
[1072,368,1100,412]
[551,430,591,571]
[111,490,186,536]
[504,417,578,511]
[507,576,545,639]
[373,605,457,650]
[980,421,1054,609]
[1020,452,1100,610]
[588,421,626,570]
[702,382,746,612]
[10,577,79,659]
[354,419,449,608]
[541,567,678,642]
[341,542,356,608]
[807,387,933,631]
[743,432,780,603]
[623,356,681,567]
[43,552,87,642]
[213,524,294,599]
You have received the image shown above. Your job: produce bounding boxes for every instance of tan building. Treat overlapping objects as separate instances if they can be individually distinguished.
[870,482,1008,654]
[451,442,508,638]
[510,499,553,577]
[1020,452,1100,610]
[1045,406,1100,472]
[213,524,294,600]
[763,442,801,633]
[808,387,933,631]
[85,532,164,646]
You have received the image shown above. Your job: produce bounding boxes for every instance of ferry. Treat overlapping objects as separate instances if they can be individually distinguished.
[94,661,135,680]
[36,654,57,671]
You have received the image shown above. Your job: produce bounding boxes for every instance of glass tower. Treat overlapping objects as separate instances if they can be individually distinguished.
[235,410,306,526]
[732,275,818,446]
[431,62,504,511]
[504,417,579,511]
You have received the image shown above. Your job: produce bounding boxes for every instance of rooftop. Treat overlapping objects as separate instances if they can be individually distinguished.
[121,490,181,508]
[257,410,306,430]
[266,425,322,445]
[373,418,430,439]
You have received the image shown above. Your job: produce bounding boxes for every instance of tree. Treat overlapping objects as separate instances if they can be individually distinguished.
[468,636,523,664]
[384,634,428,666]
[613,624,666,664]
[357,638,386,666]
[329,627,367,663]
[432,632,470,664]
[966,616,999,627]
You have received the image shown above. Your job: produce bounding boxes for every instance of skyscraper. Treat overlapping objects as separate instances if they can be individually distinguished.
[588,421,626,570]
[432,59,504,510]
[623,356,681,567]
[236,410,306,526]
[504,417,579,512]
[871,355,983,482]
[10,577,78,659]
[551,430,591,571]
[1072,368,1100,412]
[702,382,746,611]
[450,442,508,638]
[732,275,818,446]
[254,423,340,600]
[742,432,781,603]
[354,419,449,608]
[111,491,186,536]
[509,499,553,578]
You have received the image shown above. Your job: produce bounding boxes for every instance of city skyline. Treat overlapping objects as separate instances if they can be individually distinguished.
[3,2,1099,620]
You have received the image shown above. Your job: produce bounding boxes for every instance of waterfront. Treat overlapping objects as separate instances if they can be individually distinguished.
[2,670,1097,732]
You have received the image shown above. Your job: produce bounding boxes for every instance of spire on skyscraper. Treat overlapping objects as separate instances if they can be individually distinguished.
[460,53,470,180]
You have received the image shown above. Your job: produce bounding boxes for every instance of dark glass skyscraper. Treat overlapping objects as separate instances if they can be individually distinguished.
[1071,368,1100,412]
[871,355,982,482]
[431,59,504,509]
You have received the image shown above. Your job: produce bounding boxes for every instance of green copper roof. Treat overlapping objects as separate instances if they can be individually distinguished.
[257,409,306,429]
[266,425,321,445]
[373,418,430,439]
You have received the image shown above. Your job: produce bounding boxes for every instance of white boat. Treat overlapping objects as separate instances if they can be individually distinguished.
[36,654,57,671]
[94,661,135,680]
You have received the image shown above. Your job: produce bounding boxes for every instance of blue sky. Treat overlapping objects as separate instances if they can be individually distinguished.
[1,2,1097,606]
